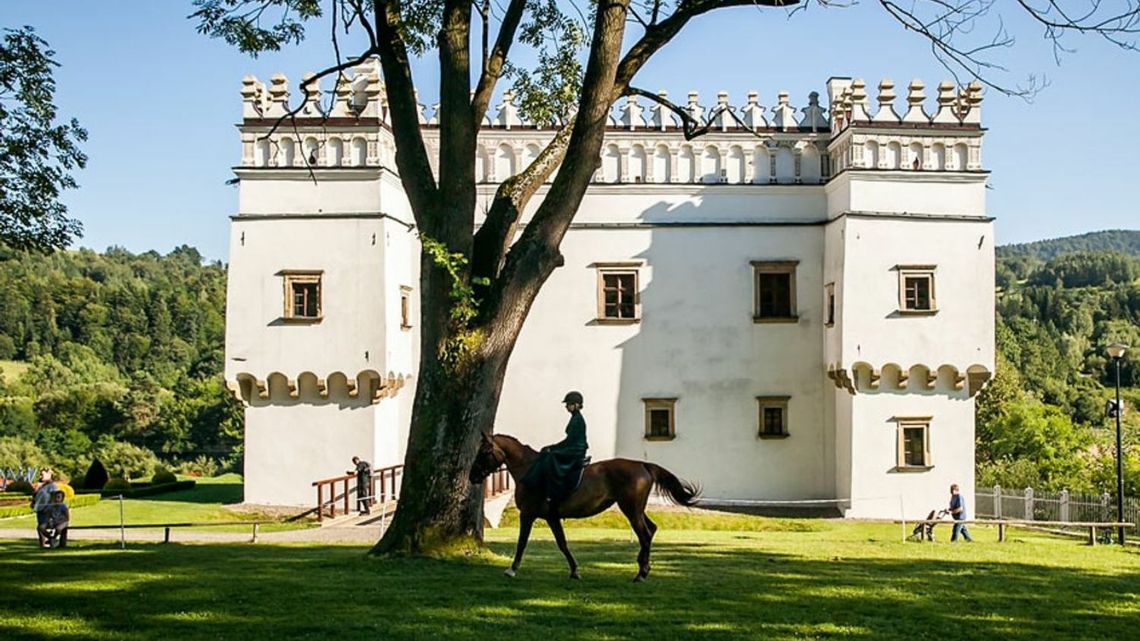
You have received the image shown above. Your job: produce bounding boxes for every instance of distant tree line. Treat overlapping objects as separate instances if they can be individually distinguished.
[979,242,1140,495]
[0,246,240,480]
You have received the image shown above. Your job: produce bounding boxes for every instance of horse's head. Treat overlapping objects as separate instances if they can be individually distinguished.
[468,432,506,484]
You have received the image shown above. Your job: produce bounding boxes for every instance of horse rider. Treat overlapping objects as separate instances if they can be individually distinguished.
[520,391,590,511]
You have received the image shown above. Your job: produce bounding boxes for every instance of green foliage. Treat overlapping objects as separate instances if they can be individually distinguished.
[0,436,47,470]
[190,1,321,56]
[999,230,1140,262]
[505,0,587,125]
[0,27,87,252]
[173,455,221,478]
[4,479,33,494]
[96,441,160,481]
[82,458,109,490]
[1028,252,1140,288]
[152,467,178,485]
[102,477,131,492]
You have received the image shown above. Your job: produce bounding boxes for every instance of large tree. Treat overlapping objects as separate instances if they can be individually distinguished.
[0,26,87,252]
[194,0,1140,554]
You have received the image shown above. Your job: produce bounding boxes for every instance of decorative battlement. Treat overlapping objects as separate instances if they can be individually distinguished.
[237,65,985,182]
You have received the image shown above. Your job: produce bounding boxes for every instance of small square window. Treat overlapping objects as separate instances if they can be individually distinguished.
[643,398,676,441]
[895,417,932,469]
[281,271,322,322]
[595,264,641,323]
[400,286,413,330]
[824,282,836,327]
[756,396,790,438]
[897,266,936,314]
[752,261,798,323]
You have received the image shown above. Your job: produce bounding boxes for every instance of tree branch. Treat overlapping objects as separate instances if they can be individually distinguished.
[472,0,527,125]
[435,0,478,247]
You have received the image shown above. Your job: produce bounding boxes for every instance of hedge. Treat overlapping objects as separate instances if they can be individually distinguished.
[0,493,101,519]
[96,479,196,498]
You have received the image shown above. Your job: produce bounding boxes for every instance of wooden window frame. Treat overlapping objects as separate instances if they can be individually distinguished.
[824,282,836,327]
[894,416,933,471]
[399,285,413,330]
[752,260,799,323]
[756,396,790,439]
[643,398,677,441]
[280,270,323,323]
[594,263,641,324]
[896,265,937,315]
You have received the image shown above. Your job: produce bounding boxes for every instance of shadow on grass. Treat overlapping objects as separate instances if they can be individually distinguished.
[2,536,1139,641]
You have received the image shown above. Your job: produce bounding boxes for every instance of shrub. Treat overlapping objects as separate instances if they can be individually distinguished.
[82,459,110,490]
[5,479,33,494]
[96,442,159,481]
[103,478,131,492]
[55,481,75,502]
[173,455,219,478]
[0,436,47,470]
[151,467,177,485]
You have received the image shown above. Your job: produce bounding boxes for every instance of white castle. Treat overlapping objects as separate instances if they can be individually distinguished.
[224,60,994,518]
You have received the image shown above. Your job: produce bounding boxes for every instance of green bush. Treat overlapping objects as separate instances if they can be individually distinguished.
[96,442,159,481]
[173,455,219,477]
[103,478,131,492]
[0,436,47,470]
[0,492,100,518]
[83,459,109,490]
[5,479,33,494]
[151,467,177,485]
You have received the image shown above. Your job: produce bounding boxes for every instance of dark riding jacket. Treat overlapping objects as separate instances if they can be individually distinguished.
[521,411,588,501]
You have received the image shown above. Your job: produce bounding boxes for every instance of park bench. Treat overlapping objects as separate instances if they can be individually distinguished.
[897,518,1135,544]
[69,521,262,545]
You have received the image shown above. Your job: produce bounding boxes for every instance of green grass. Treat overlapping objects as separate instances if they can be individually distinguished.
[0,474,311,533]
[2,515,1139,640]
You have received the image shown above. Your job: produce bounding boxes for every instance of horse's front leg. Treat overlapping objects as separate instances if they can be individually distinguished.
[547,517,579,579]
[505,515,536,578]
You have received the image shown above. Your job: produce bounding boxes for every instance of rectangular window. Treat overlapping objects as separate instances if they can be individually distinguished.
[895,417,932,469]
[595,264,641,323]
[824,282,836,327]
[400,286,413,330]
[753,261,798,323]
[643,398,676,441]
[281,271,322,322]
[756,396,790,438]
[897,266,937,314]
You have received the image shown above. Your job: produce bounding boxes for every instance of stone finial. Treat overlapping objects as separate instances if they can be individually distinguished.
[740,90,767,130]
[902,78,929,124]
[771,90,798,130]
[415,90,428,125]
[686,91,705,124]
[873,78,900,123]
[265,73,290,118]
[848,79,871,122]
[960,81,983,125]
[712,91,733,131]
[352,59,383,118]
[618,94,646,129]
[428,102,441,126]
[495,89,523,128]
[649,90,677,130]
[329,72,355,117]
[799,91,827,131]
[299,72,323,117]
[240,75,265,119]
[832,87,852,130]
[932,80,959,124]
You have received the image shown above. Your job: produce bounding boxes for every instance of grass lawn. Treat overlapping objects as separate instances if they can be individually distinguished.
[0,474,312,533]
[2,514,1139,640]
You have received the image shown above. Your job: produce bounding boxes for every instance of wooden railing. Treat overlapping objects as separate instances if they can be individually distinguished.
[313,464,511,523]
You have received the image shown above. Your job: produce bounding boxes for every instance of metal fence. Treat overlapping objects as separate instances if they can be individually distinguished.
[975,485,1140,526]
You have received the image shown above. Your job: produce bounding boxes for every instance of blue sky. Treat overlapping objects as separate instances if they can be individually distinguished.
[3,1,1138,260]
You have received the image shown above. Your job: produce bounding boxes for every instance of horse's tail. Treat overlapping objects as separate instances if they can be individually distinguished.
[644,463,702,507]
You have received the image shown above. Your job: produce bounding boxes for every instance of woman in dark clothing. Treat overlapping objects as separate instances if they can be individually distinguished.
[520,391,589,503]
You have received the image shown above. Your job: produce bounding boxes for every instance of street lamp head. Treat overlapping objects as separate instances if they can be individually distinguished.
[1107,342,1128,360]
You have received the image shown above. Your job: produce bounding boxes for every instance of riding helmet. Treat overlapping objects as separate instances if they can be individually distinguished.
[562,390,584,406]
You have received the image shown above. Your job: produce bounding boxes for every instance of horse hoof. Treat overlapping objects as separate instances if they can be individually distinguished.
[633,575,646,583]
[569,571,581,580]
[504,568,517,578]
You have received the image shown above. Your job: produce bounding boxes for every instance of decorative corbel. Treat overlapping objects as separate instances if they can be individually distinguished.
[287,379,299,400]
[255,379,269,400]
[869,369,882,390]
[316,378,328,400]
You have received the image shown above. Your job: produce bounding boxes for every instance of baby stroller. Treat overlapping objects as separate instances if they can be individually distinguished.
[907,509,949,542]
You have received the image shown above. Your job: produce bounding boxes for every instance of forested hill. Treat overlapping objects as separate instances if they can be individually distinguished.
[0,246,240,481]
[998,229,1140,261]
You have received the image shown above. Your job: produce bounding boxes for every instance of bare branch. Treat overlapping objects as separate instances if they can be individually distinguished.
[472,0,528,124]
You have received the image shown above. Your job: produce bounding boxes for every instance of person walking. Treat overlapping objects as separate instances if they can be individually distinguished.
[349,456,373,515]
[949,483,973,542]
[520,391,590,512]
[31,468,59,548]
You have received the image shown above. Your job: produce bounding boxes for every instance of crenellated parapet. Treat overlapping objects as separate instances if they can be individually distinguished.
[237,64,984,183]
[825,78,985,174]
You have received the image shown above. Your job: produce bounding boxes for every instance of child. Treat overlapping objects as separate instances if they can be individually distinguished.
[43,490,70,548]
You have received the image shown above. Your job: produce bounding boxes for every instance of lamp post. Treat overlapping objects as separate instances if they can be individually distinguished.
[1107,342,1128,546]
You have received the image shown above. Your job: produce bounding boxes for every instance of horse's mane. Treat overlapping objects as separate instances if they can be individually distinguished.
[493,433,538,458]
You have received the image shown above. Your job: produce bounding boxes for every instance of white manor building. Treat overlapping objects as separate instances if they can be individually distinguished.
[224,61,994,518]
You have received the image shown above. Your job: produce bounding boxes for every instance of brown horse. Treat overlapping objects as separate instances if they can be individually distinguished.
[469,432,700,581]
